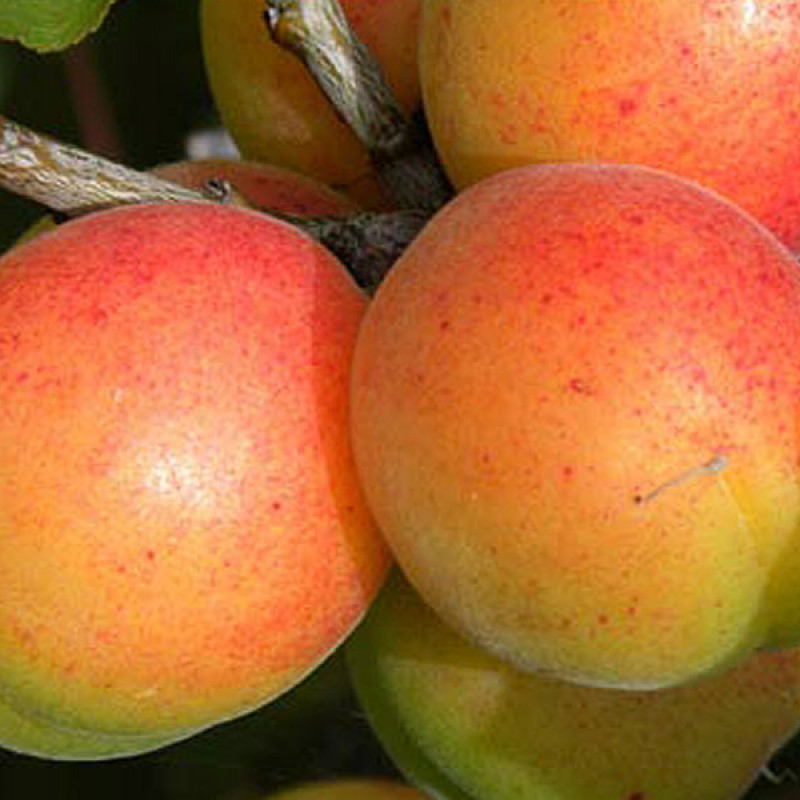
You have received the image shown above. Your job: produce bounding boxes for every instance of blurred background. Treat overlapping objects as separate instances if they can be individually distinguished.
[0,0,224,249]
[1,1,800,798]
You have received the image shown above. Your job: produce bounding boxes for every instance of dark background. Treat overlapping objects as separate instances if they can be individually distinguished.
[0,0,217,250]
[0,1,799,798]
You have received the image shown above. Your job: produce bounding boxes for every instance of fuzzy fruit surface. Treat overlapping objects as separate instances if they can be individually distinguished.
[420,0,800,249]
[347,571,800,800]
[351,162,800,690]
[201,0,421,209]
[0,202,389,751]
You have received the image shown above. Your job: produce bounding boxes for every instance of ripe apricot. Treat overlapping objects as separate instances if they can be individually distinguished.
[0,202,388,752]
[351,163,800,689]
[420,0,800,248]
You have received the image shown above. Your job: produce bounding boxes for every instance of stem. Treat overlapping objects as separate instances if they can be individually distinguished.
[0,114,423,291]
[265,0,407,161]
[264,0,452,212]
[295,209,428,295]
[0,115,212,215]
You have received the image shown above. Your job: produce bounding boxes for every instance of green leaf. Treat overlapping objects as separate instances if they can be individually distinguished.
[0,0,118,53]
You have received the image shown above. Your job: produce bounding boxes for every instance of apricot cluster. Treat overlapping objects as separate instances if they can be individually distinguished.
[3,2,800,800]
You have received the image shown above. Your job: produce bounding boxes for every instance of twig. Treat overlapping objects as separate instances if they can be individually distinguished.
[0,115,212,215]
[264,0,452,211]
[294,209,428,295]
[0,114,424,291]
[264,0,406,160]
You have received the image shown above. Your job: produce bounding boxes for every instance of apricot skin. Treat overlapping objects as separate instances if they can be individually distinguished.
[0,695,187,761]
[0,202,389,747]
[350,163,800,690]
[420,0,800,248]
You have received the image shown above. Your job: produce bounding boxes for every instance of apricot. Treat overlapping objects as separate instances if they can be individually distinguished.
[268,777,428,800]
[419,0,800,249]
[201,0,421,208]
[0,201,389,755]
[350,163,800,689]
[151,159,360,217]
[348,571,800,800]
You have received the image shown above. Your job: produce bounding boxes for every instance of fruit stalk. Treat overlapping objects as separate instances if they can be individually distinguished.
[264,0,407,161]
[264,0,452,211]
[0,113,423,291]
[296,209,430,294]
[0,114,211,214]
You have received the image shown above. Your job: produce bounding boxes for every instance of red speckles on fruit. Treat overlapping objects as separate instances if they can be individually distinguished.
[0,202,389,746]
[420,0,800,248]
[568,378,594,395]
[352,162,800,691]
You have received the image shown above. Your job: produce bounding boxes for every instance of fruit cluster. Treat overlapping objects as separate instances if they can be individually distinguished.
[2,1,800,799]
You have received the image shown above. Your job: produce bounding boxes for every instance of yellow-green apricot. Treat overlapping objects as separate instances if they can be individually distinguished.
[0,693,192,760]
[158,650,352,799]
[347,571,800,800]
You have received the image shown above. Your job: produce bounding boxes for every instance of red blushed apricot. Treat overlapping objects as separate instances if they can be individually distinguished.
[420,0,800,249]
[152,159,361,217]
[350,163,800,690]
[0,202,389,746]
